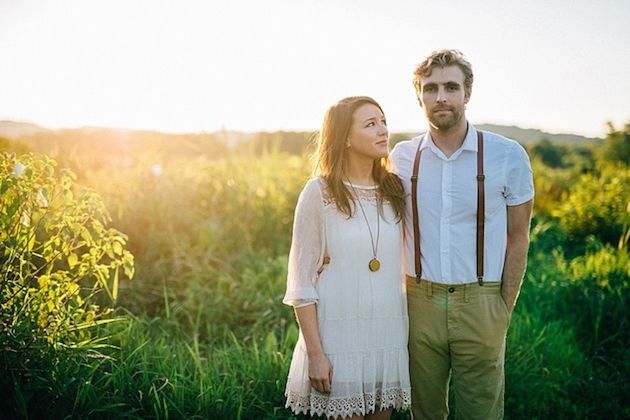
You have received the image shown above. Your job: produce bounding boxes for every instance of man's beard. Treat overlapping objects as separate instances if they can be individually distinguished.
[426,104,465,131]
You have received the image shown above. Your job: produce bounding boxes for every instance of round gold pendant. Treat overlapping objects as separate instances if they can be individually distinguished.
[369,258,381,272]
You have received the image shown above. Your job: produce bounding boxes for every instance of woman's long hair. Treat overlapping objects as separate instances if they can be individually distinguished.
[314,96,405,222]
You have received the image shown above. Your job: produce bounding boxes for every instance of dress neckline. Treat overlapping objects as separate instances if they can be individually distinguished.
[342,180,379,190]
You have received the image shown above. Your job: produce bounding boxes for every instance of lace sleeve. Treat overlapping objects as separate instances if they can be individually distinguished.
[282,179,325,307]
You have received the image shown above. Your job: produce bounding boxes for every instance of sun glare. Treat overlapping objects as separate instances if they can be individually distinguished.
[0,0,628,137]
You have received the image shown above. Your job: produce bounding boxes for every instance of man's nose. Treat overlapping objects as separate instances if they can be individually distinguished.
[436,87,447,102]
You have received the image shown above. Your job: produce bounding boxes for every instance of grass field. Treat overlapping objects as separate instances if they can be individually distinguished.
[1,133,629,418]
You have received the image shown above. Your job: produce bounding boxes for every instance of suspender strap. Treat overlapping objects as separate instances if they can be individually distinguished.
[476,131,485,285]
[411,143,423,279]
[410,131,485,284]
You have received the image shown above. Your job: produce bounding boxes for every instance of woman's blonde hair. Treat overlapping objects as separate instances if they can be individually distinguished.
[314,96,405,221]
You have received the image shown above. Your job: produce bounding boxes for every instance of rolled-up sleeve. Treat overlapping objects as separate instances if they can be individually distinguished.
[282,179,325,307]
[505,142,534,206]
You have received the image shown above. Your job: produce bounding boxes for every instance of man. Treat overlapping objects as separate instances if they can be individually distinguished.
[390,49,534,419]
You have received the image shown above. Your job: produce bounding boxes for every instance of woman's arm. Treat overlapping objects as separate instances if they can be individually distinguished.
[294,304,333,393]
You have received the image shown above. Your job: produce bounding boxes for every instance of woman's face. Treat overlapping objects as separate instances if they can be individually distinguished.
[346,103,389,162]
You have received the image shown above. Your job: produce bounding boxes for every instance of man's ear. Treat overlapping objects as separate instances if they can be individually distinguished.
[464,88,472,104]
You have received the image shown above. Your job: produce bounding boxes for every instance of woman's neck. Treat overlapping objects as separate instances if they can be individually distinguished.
[344,158,375,186]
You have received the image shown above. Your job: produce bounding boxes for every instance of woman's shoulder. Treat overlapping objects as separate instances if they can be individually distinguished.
[299,177,324,201]
[302,176,323,192]
[301,176,334,206]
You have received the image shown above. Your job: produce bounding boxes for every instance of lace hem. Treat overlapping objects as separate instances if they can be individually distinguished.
[285,386,411,418]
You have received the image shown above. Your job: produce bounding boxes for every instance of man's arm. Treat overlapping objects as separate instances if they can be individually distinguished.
[501,200,533,312]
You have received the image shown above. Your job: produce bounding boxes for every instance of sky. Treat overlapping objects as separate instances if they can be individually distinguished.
[1,0,629,138]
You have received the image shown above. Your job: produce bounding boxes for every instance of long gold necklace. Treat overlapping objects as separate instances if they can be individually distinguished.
[346,178,381,272]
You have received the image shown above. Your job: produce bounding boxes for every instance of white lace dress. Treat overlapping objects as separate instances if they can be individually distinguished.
[283,178,411,418]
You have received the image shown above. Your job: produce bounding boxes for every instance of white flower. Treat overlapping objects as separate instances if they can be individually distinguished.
[12,162,26,177]
[150,164,163,177]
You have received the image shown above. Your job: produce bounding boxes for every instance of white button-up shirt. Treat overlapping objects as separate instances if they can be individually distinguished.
[390,123,534,284]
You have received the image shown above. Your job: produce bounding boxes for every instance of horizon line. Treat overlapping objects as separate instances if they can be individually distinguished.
[0,118,608,140]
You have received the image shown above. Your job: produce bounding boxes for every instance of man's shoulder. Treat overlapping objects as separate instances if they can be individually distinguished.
[479,129,525,152]
[391,135,424,160]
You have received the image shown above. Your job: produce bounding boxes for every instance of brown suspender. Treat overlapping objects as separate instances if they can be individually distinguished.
[410,142,423,280]
[411,130,485,285]
[475,131,485,285]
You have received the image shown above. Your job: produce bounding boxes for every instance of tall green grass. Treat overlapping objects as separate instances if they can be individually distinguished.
[1,149,629,418]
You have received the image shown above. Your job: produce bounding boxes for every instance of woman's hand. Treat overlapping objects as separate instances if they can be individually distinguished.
[308,353,333,393]
[294,305,331,393]
[316,256,331,275]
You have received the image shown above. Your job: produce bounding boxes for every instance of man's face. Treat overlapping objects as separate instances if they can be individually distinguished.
[419,65,469,132]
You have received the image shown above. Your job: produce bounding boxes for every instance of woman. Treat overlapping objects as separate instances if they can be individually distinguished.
[283,96,411,419]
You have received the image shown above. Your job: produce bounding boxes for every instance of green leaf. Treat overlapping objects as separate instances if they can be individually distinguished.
[112,268,119,301]
[68,253,79,268]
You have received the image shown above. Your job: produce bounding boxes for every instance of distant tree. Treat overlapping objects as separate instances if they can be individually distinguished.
[236,131,315,156]
[530,138,567,168]
[600,122,630,165]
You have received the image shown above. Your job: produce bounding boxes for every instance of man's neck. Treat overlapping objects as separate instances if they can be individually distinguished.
[429,119,468,158]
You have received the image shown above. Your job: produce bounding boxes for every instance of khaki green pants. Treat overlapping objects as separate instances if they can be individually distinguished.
[406,277,511,420]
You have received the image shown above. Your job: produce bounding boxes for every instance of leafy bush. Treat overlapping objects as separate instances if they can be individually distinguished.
[552,162,630,251]
[0,153,134,372]
[600,122,630,166]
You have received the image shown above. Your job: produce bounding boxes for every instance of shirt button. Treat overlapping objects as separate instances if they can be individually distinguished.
[448,287,455,293]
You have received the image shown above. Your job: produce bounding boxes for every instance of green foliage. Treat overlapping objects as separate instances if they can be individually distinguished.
[5,314,299,419]
[530,138,567,168]
[79,153,309,317]
[1,131,629,418]
[600,122,630,165]
[0,153,134,371]
[234,131,316,156]
[552,163,630,250]
[505,313,585,418]
[529,138,595,170]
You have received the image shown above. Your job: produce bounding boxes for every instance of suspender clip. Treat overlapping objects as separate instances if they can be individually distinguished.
[477,175,485,181]
[477,276,484,286]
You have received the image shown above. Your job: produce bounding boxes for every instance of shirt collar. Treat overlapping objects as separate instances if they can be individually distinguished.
[419,121,478,156]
